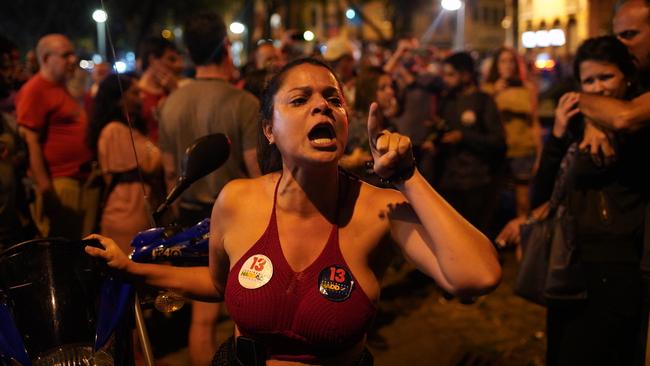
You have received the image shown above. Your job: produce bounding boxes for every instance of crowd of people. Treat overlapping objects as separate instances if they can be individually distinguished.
[1,0,649,365]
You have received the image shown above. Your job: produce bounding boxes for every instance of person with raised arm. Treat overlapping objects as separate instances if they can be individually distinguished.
[86,58,500,365]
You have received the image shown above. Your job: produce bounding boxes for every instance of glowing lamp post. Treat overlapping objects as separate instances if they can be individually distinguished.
[92,9,108,61]
[441,0,464,50]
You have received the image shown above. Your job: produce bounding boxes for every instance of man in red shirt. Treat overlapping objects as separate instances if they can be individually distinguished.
[16,34,99,239]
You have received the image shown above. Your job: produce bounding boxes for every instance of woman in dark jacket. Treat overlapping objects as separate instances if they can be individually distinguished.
[502,36,649,366]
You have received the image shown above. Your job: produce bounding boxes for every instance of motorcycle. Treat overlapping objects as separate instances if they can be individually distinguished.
[0,133,230,366]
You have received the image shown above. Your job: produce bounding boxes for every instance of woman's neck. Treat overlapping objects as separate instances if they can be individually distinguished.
[276,164,340,221]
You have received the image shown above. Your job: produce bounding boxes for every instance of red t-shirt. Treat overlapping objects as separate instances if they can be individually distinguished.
[16,74,92,179]
[140,89,165,144]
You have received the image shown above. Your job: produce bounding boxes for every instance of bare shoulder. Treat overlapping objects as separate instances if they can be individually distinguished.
[212,173,278,260]
[633,91,650,104]
[213,174,276,219]
[101,121,129,136]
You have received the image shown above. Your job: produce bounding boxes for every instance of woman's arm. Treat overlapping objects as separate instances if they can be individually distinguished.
[579,91,650,131]
[529,92,574,208]
[383,39,412,75]
[84,234,222,302]
[138,139,161,174]
[207,184,234,303]
[531,135,569,208]
[393,173,501,297]
[366,103,501,298]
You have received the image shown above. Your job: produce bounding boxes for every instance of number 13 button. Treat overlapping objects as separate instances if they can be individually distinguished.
[318,265,355,302]
[239,254,274,289]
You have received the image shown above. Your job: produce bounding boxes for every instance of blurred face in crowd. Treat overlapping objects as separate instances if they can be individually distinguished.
[579,60,628,98]
[265,63,348,166]
[497,50,517,80]
[120,82,142,116]
[376,74,397,117]
[38,35,77,83]
[255,43,281,71]
[92,62,110,84]
[412,48,433,72]
[153,48,183,75]
[335,55,355,82]
[614,0,650,71]
[442,63,469,92]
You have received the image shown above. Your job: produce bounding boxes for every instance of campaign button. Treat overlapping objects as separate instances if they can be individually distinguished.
[239,254,273,289]
[318,265,354,302]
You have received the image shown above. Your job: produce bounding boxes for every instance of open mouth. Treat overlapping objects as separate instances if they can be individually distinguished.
[308,122,336,146]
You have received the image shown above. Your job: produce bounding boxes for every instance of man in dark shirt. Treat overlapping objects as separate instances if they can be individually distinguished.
[435,52,506,236]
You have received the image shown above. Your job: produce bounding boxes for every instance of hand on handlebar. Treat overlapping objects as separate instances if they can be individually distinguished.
[84,234,132,273]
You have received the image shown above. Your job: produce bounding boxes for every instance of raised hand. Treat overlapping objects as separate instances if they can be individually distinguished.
[495,216,525,248]
[84,233,132,273]
[440,130,463,145]
[367,102,415,181]
[579,120,616,167]
[553,92,581,138]
[494,78,508,93]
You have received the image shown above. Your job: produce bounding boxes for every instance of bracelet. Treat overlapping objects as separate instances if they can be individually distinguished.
[366,158,416,185]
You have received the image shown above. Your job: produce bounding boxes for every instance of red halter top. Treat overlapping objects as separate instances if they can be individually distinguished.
[224,176,377,362]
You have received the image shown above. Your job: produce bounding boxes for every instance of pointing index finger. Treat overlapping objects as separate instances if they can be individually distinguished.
[367,102,381,147]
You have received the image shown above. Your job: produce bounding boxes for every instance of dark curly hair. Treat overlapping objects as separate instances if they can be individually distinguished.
[573,35,637,96]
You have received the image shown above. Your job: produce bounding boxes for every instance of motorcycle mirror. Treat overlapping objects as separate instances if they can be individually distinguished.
[153,133,231,223]
[182,133,231,185]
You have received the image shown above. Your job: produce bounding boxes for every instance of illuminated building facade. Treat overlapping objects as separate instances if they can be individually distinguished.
[517,0,618,55]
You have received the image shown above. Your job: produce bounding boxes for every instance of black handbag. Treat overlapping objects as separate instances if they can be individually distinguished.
[514,144,587,306]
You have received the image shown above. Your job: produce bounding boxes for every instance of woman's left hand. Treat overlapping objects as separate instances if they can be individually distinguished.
[367,102,415,179]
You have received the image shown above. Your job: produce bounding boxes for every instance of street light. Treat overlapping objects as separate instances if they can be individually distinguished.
[229,22,246,35]
[441,0,464,50]
[92,9,107,61]
[441,0,462,11]
[303,30,315,42]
